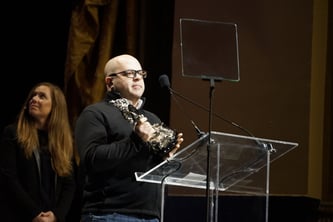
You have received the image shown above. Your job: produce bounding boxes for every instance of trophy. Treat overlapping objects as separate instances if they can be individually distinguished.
[109,98,178,156]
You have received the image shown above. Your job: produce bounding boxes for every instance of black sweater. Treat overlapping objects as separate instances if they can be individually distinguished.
[75,91,164,219]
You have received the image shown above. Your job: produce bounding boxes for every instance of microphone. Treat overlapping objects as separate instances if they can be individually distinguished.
[158,74,267,147]
[159,74,171,90]
[159,75,205,138]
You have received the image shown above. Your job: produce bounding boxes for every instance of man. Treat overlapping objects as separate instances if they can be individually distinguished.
[75,54,183,222]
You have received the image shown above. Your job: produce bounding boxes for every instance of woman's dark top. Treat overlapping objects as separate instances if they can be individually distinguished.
[0,124,75,222]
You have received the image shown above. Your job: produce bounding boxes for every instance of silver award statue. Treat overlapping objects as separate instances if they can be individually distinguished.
[109,98,178,156]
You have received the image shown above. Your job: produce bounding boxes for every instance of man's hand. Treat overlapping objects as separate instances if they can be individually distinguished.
[134,117,156,142]
[164,132,184,158]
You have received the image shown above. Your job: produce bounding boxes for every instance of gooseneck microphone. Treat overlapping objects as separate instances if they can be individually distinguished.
[159,75,205,138]
[158,74,258,140]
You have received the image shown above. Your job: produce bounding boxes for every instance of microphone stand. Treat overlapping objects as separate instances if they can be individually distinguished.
[205,77,220,222]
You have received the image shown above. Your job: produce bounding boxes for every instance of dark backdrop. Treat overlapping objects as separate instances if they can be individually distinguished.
[0,1,174,133]
[0,0,72,131]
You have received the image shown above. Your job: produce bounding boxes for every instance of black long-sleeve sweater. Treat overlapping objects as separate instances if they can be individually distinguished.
[75,91,164,219]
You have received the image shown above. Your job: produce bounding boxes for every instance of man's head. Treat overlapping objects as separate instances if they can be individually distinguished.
[104,54,147,106]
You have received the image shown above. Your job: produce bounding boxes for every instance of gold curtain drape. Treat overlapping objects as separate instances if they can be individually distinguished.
[64,0,139,128]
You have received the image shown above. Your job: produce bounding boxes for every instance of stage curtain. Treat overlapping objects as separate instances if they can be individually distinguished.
[64,0,139,128]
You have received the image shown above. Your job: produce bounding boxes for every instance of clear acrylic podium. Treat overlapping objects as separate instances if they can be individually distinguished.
[135,131,298,222]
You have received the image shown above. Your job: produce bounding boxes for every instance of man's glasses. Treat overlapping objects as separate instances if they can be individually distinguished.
[108,70,147,79]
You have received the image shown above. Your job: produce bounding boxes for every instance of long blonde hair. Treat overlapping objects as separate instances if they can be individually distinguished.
[17,82,74,176]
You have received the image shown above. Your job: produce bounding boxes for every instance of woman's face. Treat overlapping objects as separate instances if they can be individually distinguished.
[28,85,52,126]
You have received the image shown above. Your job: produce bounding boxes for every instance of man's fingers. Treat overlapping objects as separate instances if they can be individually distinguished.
[137,117,147,124]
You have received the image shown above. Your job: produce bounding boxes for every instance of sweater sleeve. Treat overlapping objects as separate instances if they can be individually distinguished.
[75,105,150,174]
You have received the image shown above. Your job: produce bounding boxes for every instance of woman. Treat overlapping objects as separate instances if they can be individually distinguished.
[0,82,76,222]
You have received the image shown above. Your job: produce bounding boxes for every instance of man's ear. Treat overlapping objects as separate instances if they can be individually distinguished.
[105,77,113,87]
[105,77,113,91]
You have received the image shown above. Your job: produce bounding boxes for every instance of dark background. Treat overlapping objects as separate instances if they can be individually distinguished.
[1,0,72,130]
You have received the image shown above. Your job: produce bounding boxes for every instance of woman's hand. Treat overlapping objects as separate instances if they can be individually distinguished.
[32,211,56,222]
